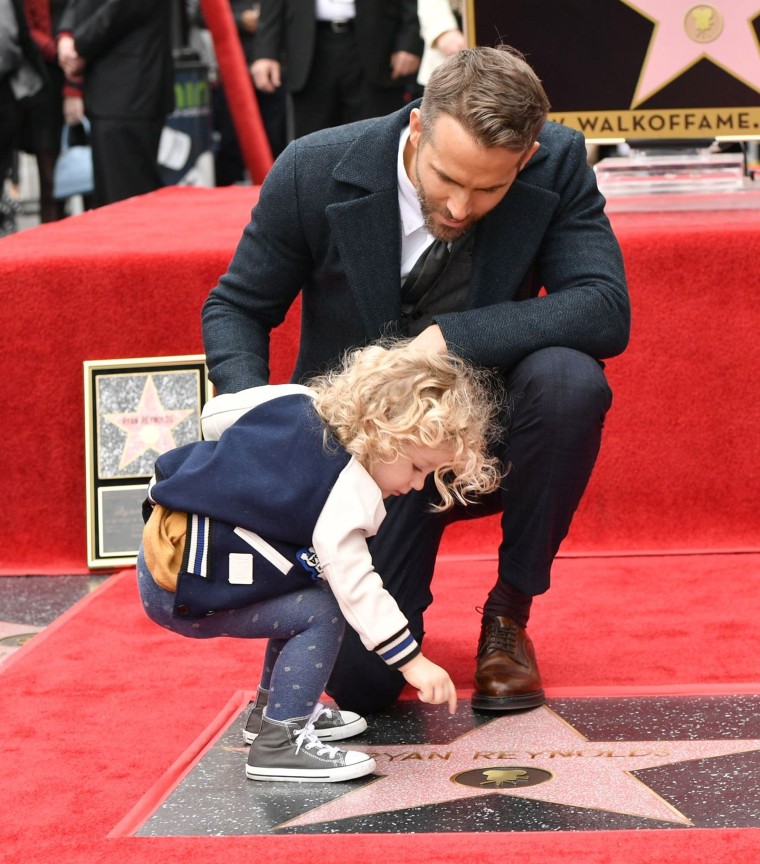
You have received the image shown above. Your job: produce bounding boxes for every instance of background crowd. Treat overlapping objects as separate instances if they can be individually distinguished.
[0,0,464,235]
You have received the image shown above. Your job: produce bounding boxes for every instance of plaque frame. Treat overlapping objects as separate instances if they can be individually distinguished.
[83,355,212,568]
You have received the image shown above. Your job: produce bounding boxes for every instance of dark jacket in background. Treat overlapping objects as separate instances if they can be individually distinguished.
[253,0,423,94]
[57,0,174,205]
[1,0,50,180]
[58,0,174,120]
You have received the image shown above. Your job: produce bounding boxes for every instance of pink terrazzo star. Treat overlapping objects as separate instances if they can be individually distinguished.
[280,705,760,829]
[619,0,760,105]
[103,374,193,470]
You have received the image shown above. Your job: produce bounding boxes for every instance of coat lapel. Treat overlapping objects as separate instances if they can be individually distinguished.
[325,106,415,337]
[327,193,403,338]
[469,150,559,306]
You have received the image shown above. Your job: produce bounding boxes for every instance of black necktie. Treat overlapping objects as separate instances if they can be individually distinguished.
[402,239,450,303]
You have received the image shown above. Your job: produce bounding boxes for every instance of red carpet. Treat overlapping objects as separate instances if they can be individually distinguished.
[1,552,759,862]
[1,189,759,573]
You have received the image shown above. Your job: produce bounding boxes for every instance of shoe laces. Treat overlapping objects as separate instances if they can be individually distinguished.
[480,617,518,656]
[294,703,340,758]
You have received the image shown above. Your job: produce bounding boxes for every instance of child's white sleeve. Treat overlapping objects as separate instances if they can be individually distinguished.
[311,459,420,669]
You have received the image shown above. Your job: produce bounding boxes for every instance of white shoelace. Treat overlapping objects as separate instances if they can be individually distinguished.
[294,703,340,758]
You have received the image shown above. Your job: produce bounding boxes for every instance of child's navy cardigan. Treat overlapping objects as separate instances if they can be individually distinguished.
[145,390,419,670]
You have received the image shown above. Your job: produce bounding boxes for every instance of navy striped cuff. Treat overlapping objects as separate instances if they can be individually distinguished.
[375,628,420,669]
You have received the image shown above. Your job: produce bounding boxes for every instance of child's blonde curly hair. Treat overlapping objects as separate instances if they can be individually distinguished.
[309,341,503,511]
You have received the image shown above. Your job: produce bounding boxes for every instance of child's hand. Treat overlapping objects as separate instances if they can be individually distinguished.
[399,654,457,714]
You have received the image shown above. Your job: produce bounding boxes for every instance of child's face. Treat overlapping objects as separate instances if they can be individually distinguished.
[370,443,454,499]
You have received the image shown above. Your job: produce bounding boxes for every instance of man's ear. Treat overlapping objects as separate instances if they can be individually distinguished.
[520,141,541,170]
[408,108,423,148]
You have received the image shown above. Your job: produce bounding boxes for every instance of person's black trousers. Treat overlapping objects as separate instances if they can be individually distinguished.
[326,346,613,714]
[90,116,164,207]
[291,25,409,137]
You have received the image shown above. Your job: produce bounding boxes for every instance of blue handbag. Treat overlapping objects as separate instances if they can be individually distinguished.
[53,117,95,200]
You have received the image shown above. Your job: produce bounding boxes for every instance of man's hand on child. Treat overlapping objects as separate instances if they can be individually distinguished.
[400,654,457,714]
[408,324,447,355]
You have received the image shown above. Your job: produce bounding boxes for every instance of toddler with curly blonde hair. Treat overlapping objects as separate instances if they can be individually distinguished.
[137,340,502,783]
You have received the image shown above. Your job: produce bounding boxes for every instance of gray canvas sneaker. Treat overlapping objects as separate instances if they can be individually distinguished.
[246,704,376,782]
[243,688,367,744]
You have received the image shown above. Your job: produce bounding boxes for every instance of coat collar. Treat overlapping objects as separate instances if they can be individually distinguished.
[333,101,418,192]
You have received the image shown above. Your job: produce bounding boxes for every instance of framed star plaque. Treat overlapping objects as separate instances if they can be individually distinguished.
[84,355,212,568]
[466,0,760,142]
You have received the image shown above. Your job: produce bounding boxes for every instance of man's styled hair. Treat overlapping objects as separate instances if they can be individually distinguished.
[419,45,550,153]
[309,341,503,511]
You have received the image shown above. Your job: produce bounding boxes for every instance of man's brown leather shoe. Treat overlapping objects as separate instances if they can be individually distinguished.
[471,614,545,711]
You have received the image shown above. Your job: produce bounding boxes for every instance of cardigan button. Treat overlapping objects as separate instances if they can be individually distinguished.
[177,604,189,616]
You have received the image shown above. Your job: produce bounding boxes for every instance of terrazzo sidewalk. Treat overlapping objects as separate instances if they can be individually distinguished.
[0,574,109,666]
